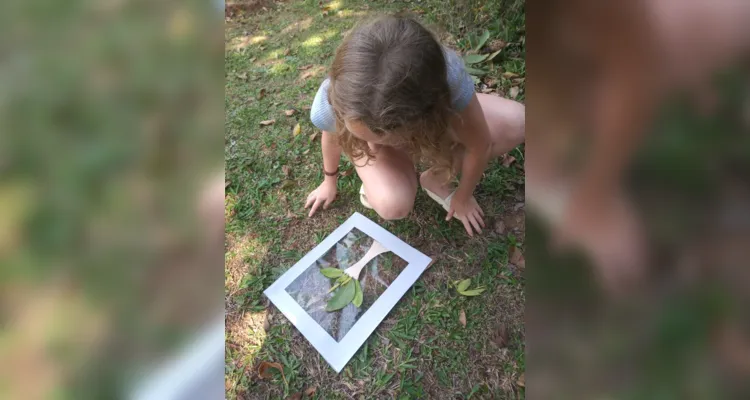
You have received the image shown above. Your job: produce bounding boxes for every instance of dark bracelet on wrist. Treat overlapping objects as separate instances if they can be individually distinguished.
[324,168,339,177]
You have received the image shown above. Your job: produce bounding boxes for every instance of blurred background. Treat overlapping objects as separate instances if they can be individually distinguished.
[0,0,225,398]
[526,0,750,398]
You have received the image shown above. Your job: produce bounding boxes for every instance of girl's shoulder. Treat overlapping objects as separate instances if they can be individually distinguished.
[310,78,336,132]
[442,47,476,112]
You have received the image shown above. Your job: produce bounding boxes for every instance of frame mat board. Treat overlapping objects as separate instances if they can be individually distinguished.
[264,212,432,372]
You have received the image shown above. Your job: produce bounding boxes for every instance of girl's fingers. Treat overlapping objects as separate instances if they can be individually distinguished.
[446,207,455,221]
[461,217,474,237]
[323,196,333,209]
[468,213,482,234]
[478,205,485,217]
[308,198,323,217]
[476,211,486,228]
[305,190,318,208]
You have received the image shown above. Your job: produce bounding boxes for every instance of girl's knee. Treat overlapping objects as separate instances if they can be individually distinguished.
[376,206,412,221]
[371,192,415,220]
[491,125,525,157]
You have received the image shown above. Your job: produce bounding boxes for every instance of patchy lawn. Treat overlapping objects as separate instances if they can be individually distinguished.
[224,0,525,398]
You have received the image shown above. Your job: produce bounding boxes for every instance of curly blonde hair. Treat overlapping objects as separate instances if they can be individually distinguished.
[327,14,460,178]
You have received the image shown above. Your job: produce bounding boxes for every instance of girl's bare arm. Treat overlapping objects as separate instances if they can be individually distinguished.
[321,130,342,177]
[451,95,493,202]
[305,131,342,217]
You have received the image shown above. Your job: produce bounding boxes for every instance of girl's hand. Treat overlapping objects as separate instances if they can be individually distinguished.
[305,178,337,217]
[446,194,485,237]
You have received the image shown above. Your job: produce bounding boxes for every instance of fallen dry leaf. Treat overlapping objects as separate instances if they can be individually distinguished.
[484,77,497,88]
[257,88,266,100]
[284,109,296,116]
[236,72,247,80]
[509,245,525,269]
[283,48,291,56]
[502,71,519,79]
[259,119,275,126]
[503,213,525,234]
[494,219,506,235]
[302,149,310,155]
[304,386,318,396]
[459,309,467,328]
[481,87,495,94]
[491,324,509,348]
[509,86,520,99]
[282,165,291,177]
[258,361,284,379]
[502,155,516,167]
[487,39,507,52]
[298,64,312,70]
[517,373,525,387]
[309,131,319,142]
[292,123,301,136]
[263,317,271,332]
[286,393,302,400]
[225,180,231,188]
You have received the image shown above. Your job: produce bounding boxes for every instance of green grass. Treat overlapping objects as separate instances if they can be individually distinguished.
[224,0,525,398]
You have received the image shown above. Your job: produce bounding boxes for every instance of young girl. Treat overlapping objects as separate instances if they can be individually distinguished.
[304,15,525,237]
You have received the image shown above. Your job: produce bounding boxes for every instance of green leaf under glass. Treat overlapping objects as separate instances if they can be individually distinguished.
[326,279,356,312]
[320,268,344,278]
[352,280,363,308]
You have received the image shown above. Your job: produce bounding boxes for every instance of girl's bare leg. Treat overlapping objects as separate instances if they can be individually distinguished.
[479,93,526,158]
[354,146,418,220]
[419,93,525,198]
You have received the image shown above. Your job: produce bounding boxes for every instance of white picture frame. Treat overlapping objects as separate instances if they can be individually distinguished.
[263,212,432,373]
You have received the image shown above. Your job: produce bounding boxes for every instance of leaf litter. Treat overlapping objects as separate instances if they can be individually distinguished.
[258,361,284,380]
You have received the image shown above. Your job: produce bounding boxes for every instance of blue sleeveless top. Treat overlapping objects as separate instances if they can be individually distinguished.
[309,48,475,132]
